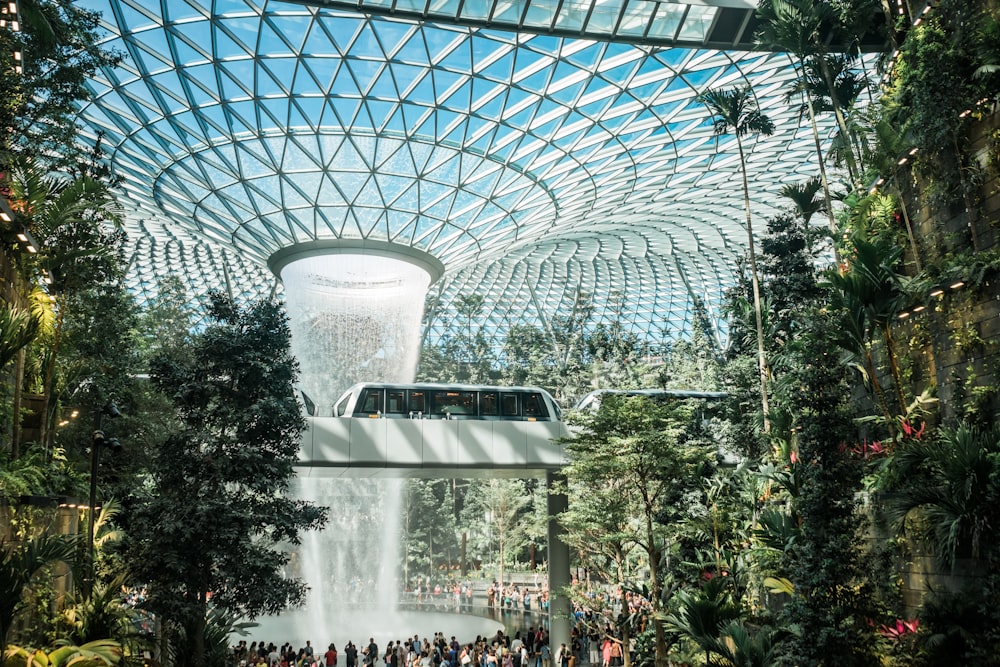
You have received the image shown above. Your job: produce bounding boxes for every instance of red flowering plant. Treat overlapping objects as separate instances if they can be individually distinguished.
[875,617,920,661]
[899,418,925,441]
[847,438,888,460]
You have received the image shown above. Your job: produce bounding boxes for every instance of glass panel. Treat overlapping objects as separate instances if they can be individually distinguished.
[387,389,407,413]
[334,394,350,417]
[523,393,547,418]
[432,390,476,415]
[677,6,717,41]
[501,393,519,417]
[359,388,383,414]
[480,391,499,416]
[554,0,589,31]
[617,1,655,38]
[523,0,560,29]
[492,0,521,23]
[409,391,426,414]
[585,0,625,32]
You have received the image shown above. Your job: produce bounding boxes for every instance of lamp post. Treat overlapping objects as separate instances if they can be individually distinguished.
[86,401,121,597]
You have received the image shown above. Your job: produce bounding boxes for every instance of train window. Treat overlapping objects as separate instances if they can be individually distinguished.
[432,390,475,416]
[523,393,547,419]
[358,388,382,414]
[409,390,426,414]
[386,389,406,414]
[480,392,499,416]
[501,393,519,417]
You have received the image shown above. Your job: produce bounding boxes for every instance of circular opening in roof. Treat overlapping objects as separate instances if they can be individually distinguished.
[268,239,445,284]
[276,242,438,411]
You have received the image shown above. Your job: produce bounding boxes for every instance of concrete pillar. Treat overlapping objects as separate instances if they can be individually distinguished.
[546,470,571,652]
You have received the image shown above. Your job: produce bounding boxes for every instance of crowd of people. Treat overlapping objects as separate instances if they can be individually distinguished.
[231,624,627,667]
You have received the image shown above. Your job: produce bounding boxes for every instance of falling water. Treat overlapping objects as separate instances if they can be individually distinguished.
[250,251,481,647]
[279,253,432,412]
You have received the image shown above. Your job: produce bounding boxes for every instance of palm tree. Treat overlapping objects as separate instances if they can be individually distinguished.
[824,233,909,435]
[886,422,1000,571]
[865,112,923,271]
[664,577,742,666]
[711,621,788,667]
[758,0,843,237]
[757,0,863,185]
[5,159,123,452]
[0,534,77,661]
[698,86,774,432]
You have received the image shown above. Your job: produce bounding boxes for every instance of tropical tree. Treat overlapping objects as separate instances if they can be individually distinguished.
[562,394,715,667]
[419,294,496,384]
[882,422,1000,571]
[756,0,864,185]
[824,232,910,434]
[709,622,788,667]
[664,577,742,666]
[757,0,845,236]
[0,534,77,660]
[0,0,121,167]
[124,293,327,667]
[402,479,460,583]
[2,161,126,453]
[462,479,531,588]
[698,85,775,432]
[774,311,880,666]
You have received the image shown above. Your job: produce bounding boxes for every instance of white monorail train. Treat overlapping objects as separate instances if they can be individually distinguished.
[299,383,568,476]
[332,382,563,421]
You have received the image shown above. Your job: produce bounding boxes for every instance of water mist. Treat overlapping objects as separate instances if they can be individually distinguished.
[257,244,470,648]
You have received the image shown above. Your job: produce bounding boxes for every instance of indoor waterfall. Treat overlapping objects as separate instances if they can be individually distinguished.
[246,249,499,647]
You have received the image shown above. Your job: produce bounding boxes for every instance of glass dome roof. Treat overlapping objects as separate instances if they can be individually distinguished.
[72,0,859,349]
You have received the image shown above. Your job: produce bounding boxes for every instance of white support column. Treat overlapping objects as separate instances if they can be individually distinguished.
[546,470,571,653]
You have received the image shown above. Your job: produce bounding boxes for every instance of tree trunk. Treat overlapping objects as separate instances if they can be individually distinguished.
[892,171,922,272]
[39,297,67,456]
[816,54,860,185]
[737,135,771,433]
[801,70,840,244]
[11,347,23,457]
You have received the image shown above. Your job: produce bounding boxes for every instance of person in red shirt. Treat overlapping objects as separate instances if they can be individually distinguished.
[325,645,338,667]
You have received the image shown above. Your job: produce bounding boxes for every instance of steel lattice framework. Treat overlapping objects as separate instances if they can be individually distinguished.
[72,0,863,350]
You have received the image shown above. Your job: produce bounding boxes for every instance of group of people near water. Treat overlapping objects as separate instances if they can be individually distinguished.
[231,624,625,667]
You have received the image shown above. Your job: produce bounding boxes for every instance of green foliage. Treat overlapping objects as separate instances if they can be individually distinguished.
[0,534,77,652]
[59,574,135,647]
[125,293,327,667]
[775,312,880,666]
[0,0,121,167]
[0,304,39,371]
[2,639,121,667]
[402,479,461,582]
[881,0,997,209]
[563,394,717,667]
[418,293,497,384]
[664,577,743,664]
[461,479,531,581]
[907,583,1000,665]
[0,446,51,501]
[494,290,660,405]
[881,422,1000,570]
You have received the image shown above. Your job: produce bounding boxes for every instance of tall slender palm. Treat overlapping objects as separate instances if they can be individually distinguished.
[757,0,842,236]
[698,86,775,432]
[802,54,871,187]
